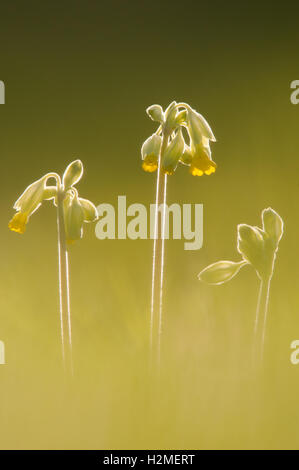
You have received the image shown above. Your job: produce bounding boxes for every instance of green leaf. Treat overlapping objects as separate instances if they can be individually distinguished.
[198,260,247,285]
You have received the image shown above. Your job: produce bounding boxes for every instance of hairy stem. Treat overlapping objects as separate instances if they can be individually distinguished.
[57,189,73,375]
[150,131,169,369]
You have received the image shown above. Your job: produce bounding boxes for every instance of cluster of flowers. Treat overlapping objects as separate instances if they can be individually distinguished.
[141,101,216,176]
[8,160,98,243]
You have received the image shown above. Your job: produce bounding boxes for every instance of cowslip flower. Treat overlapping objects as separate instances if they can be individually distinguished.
[8,176,52,233]
[141,101,217,177]
[63,189,98,244]
[141,134,162,173]
[141,101,217,369]
[9,160,98,373]
[184,104,216,176]
[198,208,284,367]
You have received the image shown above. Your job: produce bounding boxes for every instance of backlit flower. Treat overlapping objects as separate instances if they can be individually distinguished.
[184,106,217,176]
[162,128,185,175]
[8,175,50,233]
[141,101,216,176]
[141,134,162,173]
[64,190,98,244]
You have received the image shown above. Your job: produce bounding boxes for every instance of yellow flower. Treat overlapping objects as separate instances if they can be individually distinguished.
[142,102,217,177]
[141,134,162,173]
[9,175,51,234]
[142,155,159,173]
[64,191,98,244]
[62,160,83,190]
[189,143,217,176]
[13,176,48,215]
[186,106,216,145]
[8,212,28,234]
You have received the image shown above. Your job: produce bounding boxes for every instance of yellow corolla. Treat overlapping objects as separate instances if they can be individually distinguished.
[142,154,159,173]
[189,145,217,176]
[8,175,50,234]
[8,211,29,234]
[141,134,162,173]
[181,137,216,177]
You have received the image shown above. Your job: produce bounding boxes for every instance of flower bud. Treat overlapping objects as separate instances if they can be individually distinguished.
[262,208,284,247]
[237,224,265,258]
[141,134,162,173]
[79,198,98,222]
[9,174,59,234]
[164,101,180,132]
[198,260,247,285]
[162,129,185,175]
[187,107,216,147]
[63,160,83,189]
[146,104,164,123]
[13,176,48,216]
[64,194,84,244]
[237,224,270,279]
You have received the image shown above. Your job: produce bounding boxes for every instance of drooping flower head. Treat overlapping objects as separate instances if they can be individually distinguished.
[9,160,98,242]
[8,175,56,234]
[141,101,217,176]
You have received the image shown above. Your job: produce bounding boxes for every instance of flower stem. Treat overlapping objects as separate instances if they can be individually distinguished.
[253,276,271,368]
[57,189,73,375]
[150,130,169,369]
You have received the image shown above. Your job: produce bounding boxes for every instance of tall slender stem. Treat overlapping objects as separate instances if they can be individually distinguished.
[253,277,271,367]
[260,277,271,362]
[150,131,169,368]
[57,189,73,374]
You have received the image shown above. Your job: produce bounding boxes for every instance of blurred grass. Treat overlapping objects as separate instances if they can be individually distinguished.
[1,0,299,449]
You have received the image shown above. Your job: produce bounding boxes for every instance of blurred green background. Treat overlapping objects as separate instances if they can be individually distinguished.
[1,0,299,449]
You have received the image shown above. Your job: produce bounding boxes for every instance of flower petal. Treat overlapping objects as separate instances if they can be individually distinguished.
[190,147,216,176]
[13,176,47,214]
[8,212,28,234]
